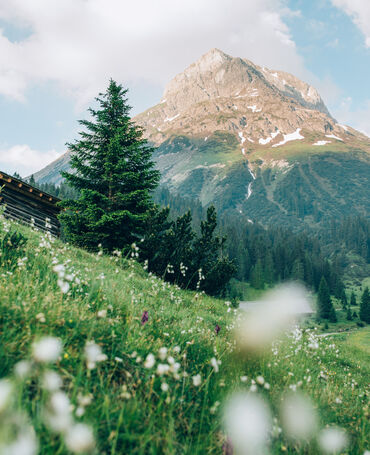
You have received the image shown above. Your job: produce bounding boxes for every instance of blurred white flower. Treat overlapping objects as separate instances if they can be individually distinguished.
[65,423,95,453]
[161,382,169,392]
[42,371,62,391]
[281,392,317,441]
[97,309,107,318]
[223,392,271,454]
[32,337,62,363]
[192,374,201,387]
[2,426,38,455]
[318,427,348,454]
[256,376,265,386]
[144,353,155,369]
[57,279,70,294]
[35,313,46,323]
[45,391,72,432]
[158,347,168,361]
[84,341,107,369]
[0,379,13,412]
[236,284,311,353]
[156,364,169,376]
[14,360,32,379]
[210,357,219,373]
[53,264,65,275]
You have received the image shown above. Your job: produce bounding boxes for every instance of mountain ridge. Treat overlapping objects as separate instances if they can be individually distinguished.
[32,48,370,229]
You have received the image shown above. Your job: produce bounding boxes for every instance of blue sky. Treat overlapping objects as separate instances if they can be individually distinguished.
[0,0,368,176]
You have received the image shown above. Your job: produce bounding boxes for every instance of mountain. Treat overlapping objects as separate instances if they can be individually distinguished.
[34,48,370,228]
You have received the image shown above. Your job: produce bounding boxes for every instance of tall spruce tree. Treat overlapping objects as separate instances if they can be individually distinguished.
[359,287,370,323]
[59,80,160,250]
[317,276,336,320]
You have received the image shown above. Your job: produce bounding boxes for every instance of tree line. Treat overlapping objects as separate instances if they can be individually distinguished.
[18,80,369,316]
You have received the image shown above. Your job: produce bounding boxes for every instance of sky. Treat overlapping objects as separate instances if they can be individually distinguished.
[0,0,369,176]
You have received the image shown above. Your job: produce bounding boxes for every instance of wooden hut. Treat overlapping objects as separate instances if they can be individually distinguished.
[0,171,61,236]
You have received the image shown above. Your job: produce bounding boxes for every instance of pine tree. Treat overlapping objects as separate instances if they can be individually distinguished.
[59,80,160,250]
[291,258,304,282]
[350,291,357,307]
[346,307,353,321]
[340,289,348,309]
[263,252,274,285]
[28,175,36,186]
[317,276,336,321]
[250,259,264,290]
[359,287,370,323]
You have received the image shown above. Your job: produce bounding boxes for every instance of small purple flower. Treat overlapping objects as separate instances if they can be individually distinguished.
[215,324,221,335]
[141,311,149,325]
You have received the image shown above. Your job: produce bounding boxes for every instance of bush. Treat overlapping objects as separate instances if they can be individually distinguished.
[0,227,27,270]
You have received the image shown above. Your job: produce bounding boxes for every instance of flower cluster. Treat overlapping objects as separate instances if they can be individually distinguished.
[0,336,95,454]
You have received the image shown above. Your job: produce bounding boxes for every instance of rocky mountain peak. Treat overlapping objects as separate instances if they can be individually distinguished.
[135,49,365,149]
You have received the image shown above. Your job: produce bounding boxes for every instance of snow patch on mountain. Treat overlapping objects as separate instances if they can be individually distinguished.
[164,114,180,122]
[259,130,280,145]
[313,140,331,146]
[325,134,343,141]
[247,105,262,113]
[272,128,304,147]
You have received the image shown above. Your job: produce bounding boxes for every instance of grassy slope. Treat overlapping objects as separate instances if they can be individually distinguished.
[0,219,369,454]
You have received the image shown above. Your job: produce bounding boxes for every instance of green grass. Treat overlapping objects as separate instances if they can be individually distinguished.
[0,218,369,454]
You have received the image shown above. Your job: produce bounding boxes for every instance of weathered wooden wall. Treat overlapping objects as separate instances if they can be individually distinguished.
[0,172,61,236]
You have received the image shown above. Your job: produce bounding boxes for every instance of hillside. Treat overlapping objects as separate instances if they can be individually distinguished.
[0,216,369,454]
[33,48,370,228]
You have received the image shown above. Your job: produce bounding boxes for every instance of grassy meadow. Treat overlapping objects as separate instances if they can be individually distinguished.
[0,216,369,454]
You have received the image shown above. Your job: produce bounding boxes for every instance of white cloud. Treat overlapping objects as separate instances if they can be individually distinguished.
[331,0,370,47]
[0,144,61,176]
[0,0,308,108]
[333,97,370,137]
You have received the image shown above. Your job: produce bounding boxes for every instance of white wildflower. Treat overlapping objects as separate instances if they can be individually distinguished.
[256,376,265,386]
[223,392,271,455]
[32,337,62,363]
[65,423,95,453]
[3,426,38,455]
[144,354,155,369]
[97,309,107,318]
[192,374,201,387]
[161,382,169,392]
[36,312,46,323]
[42,371,62,391]
[57,279,70,294]
[281,392,317,440]
[14,360,32,379]
[318,427,348,454]
[84,341,107,369]
[210,357,219,373]
[45,391,72,432]
[237,284,311,352]
[53,264,65,275]
[156,364,169,376]
[158,347,168,361]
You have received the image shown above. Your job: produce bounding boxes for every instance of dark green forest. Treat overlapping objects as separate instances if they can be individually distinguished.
[21,172,370,301]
